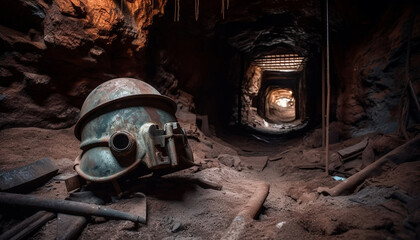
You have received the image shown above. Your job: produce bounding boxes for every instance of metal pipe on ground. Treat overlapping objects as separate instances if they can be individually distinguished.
[0,192,146,224]
[318,135,420,196]
[221,182,270,240]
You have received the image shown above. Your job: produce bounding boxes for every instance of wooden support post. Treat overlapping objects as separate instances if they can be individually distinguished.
[325,0,331,176]
[321,0,326,148]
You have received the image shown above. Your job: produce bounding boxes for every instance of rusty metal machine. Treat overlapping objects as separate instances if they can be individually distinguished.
[74,78,194,182]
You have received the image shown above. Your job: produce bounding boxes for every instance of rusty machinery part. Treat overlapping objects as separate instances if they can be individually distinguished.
[109,131,137,157]
[74,78,194,182]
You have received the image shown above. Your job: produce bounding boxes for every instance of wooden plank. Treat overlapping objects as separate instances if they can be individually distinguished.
[0,158,58,192]
[268,149,291,161]
[0,211,55,240]
[56,213,87,240]
[337,138,368,158]
[54,173,84,192]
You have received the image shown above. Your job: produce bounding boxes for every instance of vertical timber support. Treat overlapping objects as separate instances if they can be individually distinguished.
[321,0,326,148]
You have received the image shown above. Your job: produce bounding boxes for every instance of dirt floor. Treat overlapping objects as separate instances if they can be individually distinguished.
[0,126,419,239]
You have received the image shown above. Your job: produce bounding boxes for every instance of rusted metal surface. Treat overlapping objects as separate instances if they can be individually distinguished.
[0,211,55,240]
[73,78,194,182]
[0,192,146,223]
[0,158,58,192]
[74,78,177,140]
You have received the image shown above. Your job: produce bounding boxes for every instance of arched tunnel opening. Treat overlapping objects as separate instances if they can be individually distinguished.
[0,0,420,239]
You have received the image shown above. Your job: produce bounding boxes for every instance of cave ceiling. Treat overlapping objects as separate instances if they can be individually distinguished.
[154,0,323,57]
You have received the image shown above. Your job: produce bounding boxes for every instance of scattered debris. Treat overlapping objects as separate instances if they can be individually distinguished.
[0,211,55,240]
[333,176,346,181]
[286,186,319,204]
[250,134,270,144]
[0,158,58,192]
[197,158,220,170]
[171,221,184,233]
[348,186,396,206]
[239,156,268,172]
[218,154,243,171]
[1,125,418,239]
[204,149,219,159]
[269,149,290,161]
[276,221,286,229]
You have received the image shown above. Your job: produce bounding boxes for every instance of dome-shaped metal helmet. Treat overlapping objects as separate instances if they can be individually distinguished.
[74,78,194,182]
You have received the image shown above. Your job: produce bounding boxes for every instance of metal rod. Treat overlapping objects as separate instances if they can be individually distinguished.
[0,192,146,224]
[325,0,330,176]
[321,0,326,148]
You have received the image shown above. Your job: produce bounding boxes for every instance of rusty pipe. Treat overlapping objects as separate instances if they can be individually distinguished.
[109,131,137,157]
[237,182,270,219]
[319,135,420,196]
[0,192,146,224]
[221,182,270,240]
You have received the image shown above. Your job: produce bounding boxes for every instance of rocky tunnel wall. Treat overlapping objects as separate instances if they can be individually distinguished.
[0,0,419,139]
[331,1,420,137]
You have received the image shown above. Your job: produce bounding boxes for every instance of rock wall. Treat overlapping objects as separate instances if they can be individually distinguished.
[333,2,420,137]
[0,0,165,129]
[1,0,418,138]
[240,64,262,126]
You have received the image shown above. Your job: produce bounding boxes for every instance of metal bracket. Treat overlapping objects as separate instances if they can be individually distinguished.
[140,122,185,169]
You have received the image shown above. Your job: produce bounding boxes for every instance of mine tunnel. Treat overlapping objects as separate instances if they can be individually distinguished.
[241,54,308,133]
[1,0,420,239]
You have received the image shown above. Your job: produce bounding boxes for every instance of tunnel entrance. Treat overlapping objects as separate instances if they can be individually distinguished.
[239,54,308,134]
[264,88,296,123]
